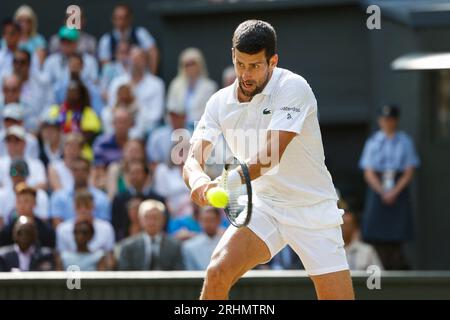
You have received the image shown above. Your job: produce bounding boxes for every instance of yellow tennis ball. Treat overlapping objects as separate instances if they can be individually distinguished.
[206,187,229,208]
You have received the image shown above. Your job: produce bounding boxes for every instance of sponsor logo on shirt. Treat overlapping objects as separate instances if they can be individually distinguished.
[263,108,271,115]
[280,106,301,113]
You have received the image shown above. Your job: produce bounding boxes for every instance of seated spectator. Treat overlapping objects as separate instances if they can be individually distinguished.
[100,41,130,99]
[50,157,110,226]
[167,47,217,129]
[108,47,164,135]
[13,5,46,56]
[47,132,82,192]
[0,216,55,271]
[0,183,54,248]
[0,159,49,227]
[182,207,223,270]
[50,77,101,160]
[106,138,147,199]
[102,83,141,138]
[0,18,21,80]
[0,102,39,158]
[9,49,54,132]
[118,200,183,270]
[342,210,383,271]
[43,26,98,88]
[54,53,103,116]
[98,3,159,74]
[112,159,165,241]
[56,219,107,271]
[48,8,96,56]
[56,189,114,256]
[124,196,143,238]
[0,125,46,190]
[93,107,132,168]
[38,108,63,168]
[0,74,21,114]
[222,65,236,88]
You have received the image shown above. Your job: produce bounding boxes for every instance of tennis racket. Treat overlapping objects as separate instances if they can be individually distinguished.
[217,157,252,228]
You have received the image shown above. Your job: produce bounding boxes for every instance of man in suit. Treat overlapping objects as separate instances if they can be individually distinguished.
[0,216,55,271]
[118,199,183,271]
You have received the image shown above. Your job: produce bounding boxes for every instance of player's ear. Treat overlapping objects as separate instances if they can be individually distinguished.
[269,54,278,70]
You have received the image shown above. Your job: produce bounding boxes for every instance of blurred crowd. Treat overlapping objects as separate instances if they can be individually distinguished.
[0,3,418,273]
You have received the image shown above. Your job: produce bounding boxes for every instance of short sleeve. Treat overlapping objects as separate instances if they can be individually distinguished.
[402,135,420,169]
[359,138,375,170]
[268,79,317,134]
[190,95,222,146]
[136,27,156,49]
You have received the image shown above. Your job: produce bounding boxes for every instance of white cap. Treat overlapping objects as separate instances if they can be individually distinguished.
[3,103,24,121]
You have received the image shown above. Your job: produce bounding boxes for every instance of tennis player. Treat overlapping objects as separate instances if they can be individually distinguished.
[183,20,354,300]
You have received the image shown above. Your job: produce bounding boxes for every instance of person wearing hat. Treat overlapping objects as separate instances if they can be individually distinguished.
[0,125,46,190]
[359,104,420,270]
[43,26,98,89]
[0,182,54,248]
[0,102,39,158]
[37,106,63,168]
[0,160,49,229]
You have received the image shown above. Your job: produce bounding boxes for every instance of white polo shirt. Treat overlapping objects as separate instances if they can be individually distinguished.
[191,67,338,207]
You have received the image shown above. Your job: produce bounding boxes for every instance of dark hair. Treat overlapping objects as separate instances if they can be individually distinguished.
[232,20,277,61]
[2,17,21,33]
[67,77,91,108]
[124,159,149,175]
[14,49,31,64]
[114,3,133,17]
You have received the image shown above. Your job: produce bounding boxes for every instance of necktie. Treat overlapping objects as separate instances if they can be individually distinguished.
[149,236,160,270]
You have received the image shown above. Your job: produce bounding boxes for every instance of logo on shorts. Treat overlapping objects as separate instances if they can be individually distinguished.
[263,108,271,115]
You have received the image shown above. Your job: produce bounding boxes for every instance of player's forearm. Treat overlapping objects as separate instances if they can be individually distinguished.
[183,156,211,190]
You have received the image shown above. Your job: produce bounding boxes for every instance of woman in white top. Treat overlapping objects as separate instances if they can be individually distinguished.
[48,132,83,191]
[166,48,218,129]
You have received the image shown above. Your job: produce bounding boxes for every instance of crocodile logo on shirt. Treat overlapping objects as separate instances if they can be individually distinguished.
[263,108,271,115]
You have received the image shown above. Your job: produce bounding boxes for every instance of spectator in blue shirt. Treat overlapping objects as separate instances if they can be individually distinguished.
[359,104,420,270]
[50,157,110,227]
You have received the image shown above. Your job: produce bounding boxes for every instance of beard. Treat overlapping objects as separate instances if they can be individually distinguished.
[238,72,271,98]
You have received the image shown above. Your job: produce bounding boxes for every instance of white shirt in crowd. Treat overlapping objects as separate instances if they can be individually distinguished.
[0,187,49,221]
[98,27,156,62]
[345,239,384,271]
[13,244,34,271]
[0,130,39,159]
[192,67,339,210]
[56,218,115,253]
[0,156,46,189]
[108,73,165,133]
[49,159,74,191]
[43,52,99,87]
[182,233,222,270]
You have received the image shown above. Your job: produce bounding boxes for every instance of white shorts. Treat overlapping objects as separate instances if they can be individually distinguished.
[242,196,349,276]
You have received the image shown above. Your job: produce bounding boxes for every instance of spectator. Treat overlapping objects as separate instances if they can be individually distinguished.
[124,196,144,238]
[0,159,49,227]
[182,206,223,270]
[102,83,142,138]
[359,104,420,270]
[100,41,130,98]
[48,8,97,56]
[106,138,147,199]
[98,3,159,74]
[0,125,46,190]
[0,74,21,112]
[13,5,46,64]
[54,53,103,116]
[342,211,383,271]
[167,48,217,130]
[50,77,101,160]
[0,102,39,158]
[56,220,107,271]
[108,47,164,135]
[0,18,21,80]
[47,132,83,192]
[222,65,236,88]
[37,108,63,168]
[50,157,110,226]
[118,200,183,270]
[10,49,54,132]
[93,107,132,168]
[0,216,55,272]
[55,189,114,258]
[112,159,165,241]
[43,26,98,88]
[0,182,54,248]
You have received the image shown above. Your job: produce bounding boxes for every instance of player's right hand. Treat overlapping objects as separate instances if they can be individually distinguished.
[190,182,217,207]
